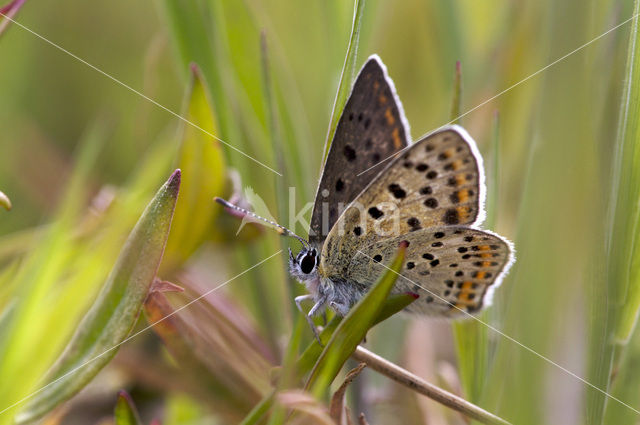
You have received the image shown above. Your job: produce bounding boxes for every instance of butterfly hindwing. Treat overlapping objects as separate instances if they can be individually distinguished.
[309,55,410,246]
[347,227,513,316]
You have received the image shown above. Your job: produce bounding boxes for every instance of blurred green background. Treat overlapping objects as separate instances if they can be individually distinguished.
[2,0,640,424]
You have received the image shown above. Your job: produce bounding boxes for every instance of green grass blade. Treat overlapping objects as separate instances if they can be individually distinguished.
[610,1,640,345]
[114,391,143,425]
[599,3,640,422]
[450,61,462,124]
[452,71,496,405]
[296,293,416,384]
[604,331,640,424]
[321,0,365,162]
[485,111,501,230]
[160,0,230,139]
[305,242,406,397]
[372,293,419,325]
[239,391,275,425]
[14,170,180,423]
[161,65,226,273]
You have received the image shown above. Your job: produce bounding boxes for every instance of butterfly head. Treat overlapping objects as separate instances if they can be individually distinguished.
[289,247,319,282]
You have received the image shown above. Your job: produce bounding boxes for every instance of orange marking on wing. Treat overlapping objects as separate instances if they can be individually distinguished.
[443,148,455,158]
[385,107,395,125]
[475,271,486,279]
[374,81,380,90]
[459,293,472,303]
[379,94,388,105]
[392,127,402,149]
[451,159,463,170]
[457,206,471,220]
[455,174,466,186]
[478,245,490,251]
[481,261,492,267]
[480,253,493,258]
[457,189,470,203]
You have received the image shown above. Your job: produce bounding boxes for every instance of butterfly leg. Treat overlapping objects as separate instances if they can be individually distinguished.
[295,294,325,344]
[329,301,350,316]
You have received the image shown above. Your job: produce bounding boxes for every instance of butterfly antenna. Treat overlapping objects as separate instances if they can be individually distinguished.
[214,197,310,249]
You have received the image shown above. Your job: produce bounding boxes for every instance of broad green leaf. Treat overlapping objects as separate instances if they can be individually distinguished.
[114,391,142,425]
[161,65,226,272]
[14,170,181,423]
[320,0,365,162]
[305,242,406,397]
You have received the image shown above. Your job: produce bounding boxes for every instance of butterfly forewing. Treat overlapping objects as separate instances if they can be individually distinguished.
[320,127,484,263]
[346,227,513,316]
[309,56,410,247]
[357,127,483,238]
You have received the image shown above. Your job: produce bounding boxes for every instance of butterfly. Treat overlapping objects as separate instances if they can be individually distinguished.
[217,55,514,338]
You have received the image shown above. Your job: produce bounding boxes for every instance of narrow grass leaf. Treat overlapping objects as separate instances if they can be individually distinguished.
[162,65,226,272]
[599,2,640,421]
[373,292,418,326]
[160,0,230,139]
[609,0,640,345]
[450,61,462,124]
[305,242,406,397]
[239,391,275,425]
[114,391,142,425]
[453,111,498,402]
[611,0,640,346]
[321,0,365,162]
[329,362,366,423]
[296,292,416,383]
[15,170,181,423]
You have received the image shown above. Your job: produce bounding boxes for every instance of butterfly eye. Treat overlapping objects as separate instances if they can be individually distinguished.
[300,254,316,274]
